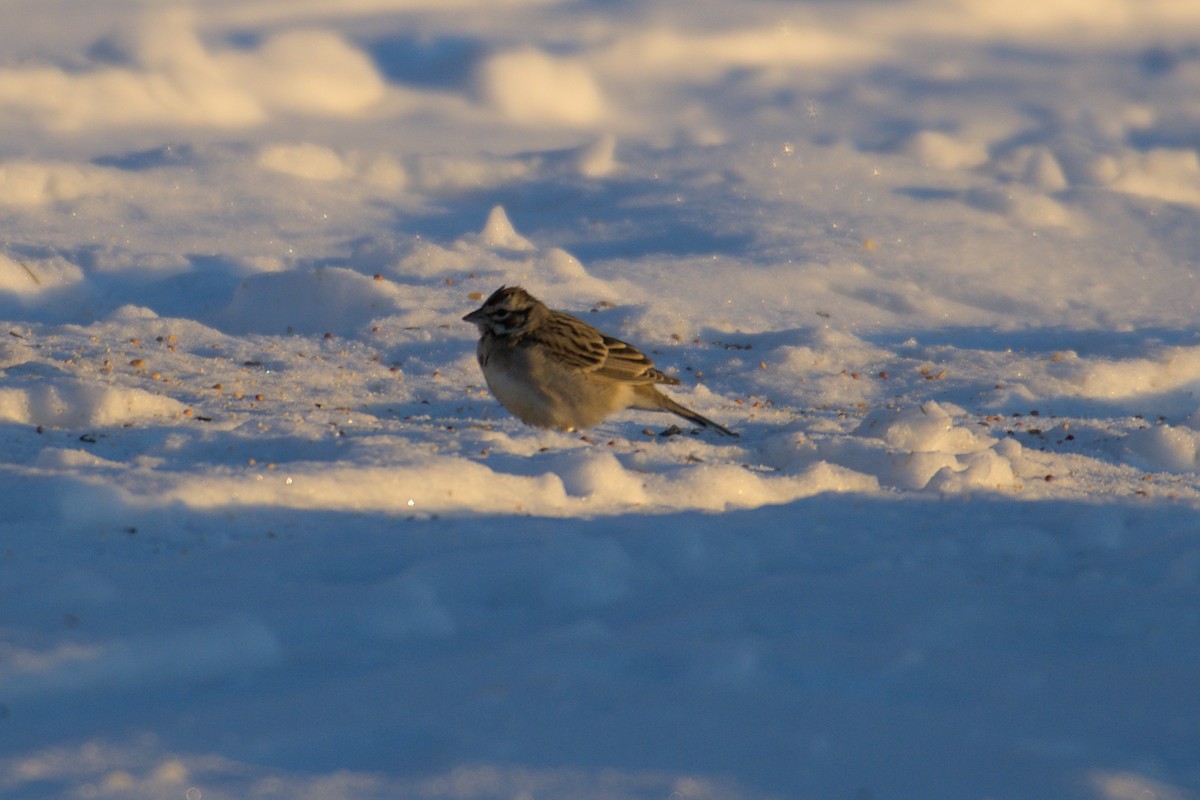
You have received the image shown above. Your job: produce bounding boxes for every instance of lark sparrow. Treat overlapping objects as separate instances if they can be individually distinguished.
[464,286,737,436]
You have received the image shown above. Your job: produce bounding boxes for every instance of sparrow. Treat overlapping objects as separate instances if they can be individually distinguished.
[464,285,736,436]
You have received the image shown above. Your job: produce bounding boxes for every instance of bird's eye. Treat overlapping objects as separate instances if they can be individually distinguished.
[492,309,511,320]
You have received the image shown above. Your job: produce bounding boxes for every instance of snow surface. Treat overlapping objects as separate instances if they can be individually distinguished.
[2,1,1200,798]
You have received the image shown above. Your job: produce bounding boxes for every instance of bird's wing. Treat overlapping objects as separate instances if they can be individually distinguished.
[536,313,611,372]
[536,311,678,385]
[596,335,680,385]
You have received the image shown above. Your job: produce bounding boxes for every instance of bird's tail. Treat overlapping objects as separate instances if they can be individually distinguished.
[654,392,738,437]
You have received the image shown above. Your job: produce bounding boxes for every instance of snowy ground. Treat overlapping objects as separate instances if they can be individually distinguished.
[2,1,1200,798]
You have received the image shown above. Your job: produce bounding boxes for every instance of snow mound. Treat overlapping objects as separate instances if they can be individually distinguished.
[34,448,128,471]
[596,25,886,80]
[1107,147,1200,207]
[0,253,84,295]
[477,47,607,127]
[0,381,185,428]
[0,161,120,206]
[377,206,626,304]
[409,152,538,195]
[1124,424,1200,472]
[476,205,536,251]
[86,447,877,518]
[996,145,1070,192]
[257,143,349,182]
[223,28,385,118]
[573,134,621,178]
[217,266,404,335]
[902,130,990,170]
[0,11,384,130]
[1069,345,1200,400]
[256,143,408,190]
[849,401,1020,492]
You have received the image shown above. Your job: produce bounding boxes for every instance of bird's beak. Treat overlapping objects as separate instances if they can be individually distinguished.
[463,308,486,324]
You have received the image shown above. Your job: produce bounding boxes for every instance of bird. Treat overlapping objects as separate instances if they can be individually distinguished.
[463,285,737,436]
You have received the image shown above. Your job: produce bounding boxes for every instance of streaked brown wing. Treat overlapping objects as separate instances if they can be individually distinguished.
[536,312,610,371]
[537,310,678,385]
[595,335,679,385]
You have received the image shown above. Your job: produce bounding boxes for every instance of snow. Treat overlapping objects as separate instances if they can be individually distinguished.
[1,1,1199,798]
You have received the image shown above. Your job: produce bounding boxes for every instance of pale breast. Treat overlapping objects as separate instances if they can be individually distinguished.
[479,338,633,430]
[483,357,558,427]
